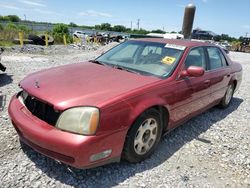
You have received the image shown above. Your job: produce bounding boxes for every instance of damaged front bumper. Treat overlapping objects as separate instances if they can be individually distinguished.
[8,95,126,169]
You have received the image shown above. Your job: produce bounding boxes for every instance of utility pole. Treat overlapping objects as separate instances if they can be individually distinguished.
[130,21,132,30]
[24,14,26,22]
[137,19,140,30]
[246,32,248,37]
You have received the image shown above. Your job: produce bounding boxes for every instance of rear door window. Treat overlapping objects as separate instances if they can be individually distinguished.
[218,51,228,66]
[207,47,224,70]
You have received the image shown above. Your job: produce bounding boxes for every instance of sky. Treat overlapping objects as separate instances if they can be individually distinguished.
[0,0,250,38]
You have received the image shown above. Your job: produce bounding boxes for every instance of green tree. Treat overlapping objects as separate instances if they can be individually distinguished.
[219,33,237,42]
[52,24,70,44]
[94,24,101,30]
[52,24,69,35]
[0,16,10,21]
[0,24,3,31]
[100,23,111,30]
[239,36,245,42]
[151,29,166,34]
[132,28,149,35]
[18,25,31,32]
[0,15,21,22]
[113,25,126,32]
[69,22,78,27]
[5,23,18,30]
[7,15,21,22]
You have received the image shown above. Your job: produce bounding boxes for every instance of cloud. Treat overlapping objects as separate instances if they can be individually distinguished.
[79,10,112,18]
[19,0,46,7]
[201,0,208,3]
[0,3,23,10]
[34,8,62,16]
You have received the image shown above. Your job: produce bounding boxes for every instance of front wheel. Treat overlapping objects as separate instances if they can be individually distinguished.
[219,84,234,108]
[122,109,163,163]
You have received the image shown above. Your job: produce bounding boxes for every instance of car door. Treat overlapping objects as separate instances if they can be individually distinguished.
[170,47,211,127]
[205,47,231,103]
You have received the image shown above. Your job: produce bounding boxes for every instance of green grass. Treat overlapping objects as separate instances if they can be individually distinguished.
[0,40,15,47]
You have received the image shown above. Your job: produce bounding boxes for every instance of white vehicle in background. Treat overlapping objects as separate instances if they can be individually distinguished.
[211,41,231,54]
[147,33,184,39]
[220,41,232,50]
[146,33,164,38]
[163,33,184,39]
[73,31,88,38]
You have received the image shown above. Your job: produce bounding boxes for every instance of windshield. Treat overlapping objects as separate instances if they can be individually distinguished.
[96,40,185,78]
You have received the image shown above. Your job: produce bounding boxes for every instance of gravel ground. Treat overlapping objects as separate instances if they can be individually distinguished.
[0,45,249,188]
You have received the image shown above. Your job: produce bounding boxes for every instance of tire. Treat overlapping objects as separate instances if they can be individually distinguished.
[28,34,45,45]
[219,84,235,108]
[0,63,6,72]
[38,34,54,45]
[123,109,163,163]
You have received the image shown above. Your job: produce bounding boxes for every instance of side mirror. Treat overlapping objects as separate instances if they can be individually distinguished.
[180,66,205,78]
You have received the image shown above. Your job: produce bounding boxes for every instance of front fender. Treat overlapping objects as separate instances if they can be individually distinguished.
[125,94,170,130]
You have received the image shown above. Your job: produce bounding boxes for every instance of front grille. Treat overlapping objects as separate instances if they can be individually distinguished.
[20,91,60,126]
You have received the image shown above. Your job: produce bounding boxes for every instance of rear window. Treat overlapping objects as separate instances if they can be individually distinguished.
[207,47,224,70]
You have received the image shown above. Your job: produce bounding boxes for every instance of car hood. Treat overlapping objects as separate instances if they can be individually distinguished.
[20,62,159,110]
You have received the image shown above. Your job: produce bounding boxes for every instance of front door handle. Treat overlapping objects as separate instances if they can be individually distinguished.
[204,80,211,87]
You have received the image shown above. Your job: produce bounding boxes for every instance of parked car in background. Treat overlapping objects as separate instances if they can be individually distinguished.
[9,38,242,169]
[212,41,231,54]
[220,41,231,50]
[73,30,88,38]
[192,30,219,41]
[220,41,231,49]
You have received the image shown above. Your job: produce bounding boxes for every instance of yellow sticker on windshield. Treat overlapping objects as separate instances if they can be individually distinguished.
[161,56,176,65]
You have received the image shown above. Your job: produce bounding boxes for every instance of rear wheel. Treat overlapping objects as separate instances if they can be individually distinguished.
[123,109,163,163]
[219,84,234,108]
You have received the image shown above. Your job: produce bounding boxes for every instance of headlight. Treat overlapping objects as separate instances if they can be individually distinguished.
[56,107,100,135]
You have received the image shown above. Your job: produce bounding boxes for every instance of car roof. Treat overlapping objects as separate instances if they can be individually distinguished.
[132,38,213,48]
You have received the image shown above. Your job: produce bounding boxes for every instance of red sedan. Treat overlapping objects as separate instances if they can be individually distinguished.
[8,38,242,169]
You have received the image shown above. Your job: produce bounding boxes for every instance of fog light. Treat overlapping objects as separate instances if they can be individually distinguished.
[90,149,112,162]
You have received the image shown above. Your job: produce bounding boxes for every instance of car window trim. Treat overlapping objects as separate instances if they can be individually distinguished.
[183,46,208,71]
[175,46,209,81]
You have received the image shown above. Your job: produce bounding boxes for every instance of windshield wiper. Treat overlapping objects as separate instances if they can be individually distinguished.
[89,60,106,66]
[112,65,142,75]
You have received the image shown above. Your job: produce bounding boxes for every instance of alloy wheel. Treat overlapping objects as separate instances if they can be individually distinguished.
[134,118,158,155]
